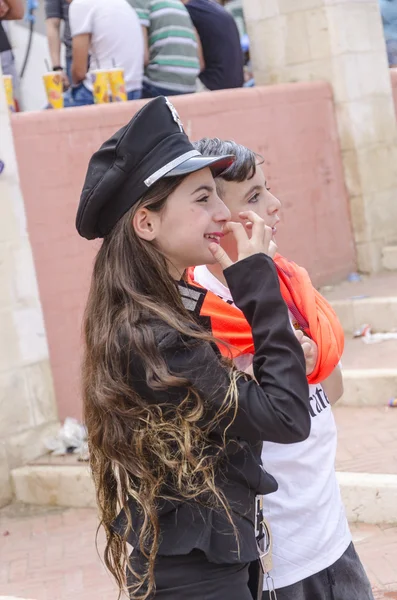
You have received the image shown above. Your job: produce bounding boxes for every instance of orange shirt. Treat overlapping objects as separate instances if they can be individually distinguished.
[187,254,344,384]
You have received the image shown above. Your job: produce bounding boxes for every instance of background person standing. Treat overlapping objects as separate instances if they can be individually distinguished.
[63,0,143,107]
[45,0,73,88]
[128,0,201,97]
[183,0,244,91]
[380,0,397,67]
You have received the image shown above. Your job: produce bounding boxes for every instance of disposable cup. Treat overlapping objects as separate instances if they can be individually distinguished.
[3,74,15,113]
[90,69,110,104]
[107,68,127,102]
[43,71,64,109]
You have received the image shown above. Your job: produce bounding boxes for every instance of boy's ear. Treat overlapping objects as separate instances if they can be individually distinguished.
[132,208,158,241]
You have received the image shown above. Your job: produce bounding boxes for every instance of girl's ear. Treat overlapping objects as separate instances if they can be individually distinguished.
[132,208,158,241]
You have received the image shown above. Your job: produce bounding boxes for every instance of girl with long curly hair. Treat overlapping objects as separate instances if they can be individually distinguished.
[76,96,310,600]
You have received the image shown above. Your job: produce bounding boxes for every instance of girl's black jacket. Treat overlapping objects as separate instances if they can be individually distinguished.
[113,253,310,564]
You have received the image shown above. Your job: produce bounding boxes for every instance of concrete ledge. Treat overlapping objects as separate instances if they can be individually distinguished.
[11,465,95,508]
[382,245,397,271]
[331,297,397,334]
[340,369,397,406]
[338,472,397,524]
[11,464,397,527]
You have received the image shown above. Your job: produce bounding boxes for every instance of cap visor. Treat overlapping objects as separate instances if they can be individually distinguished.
[164,154,235,179]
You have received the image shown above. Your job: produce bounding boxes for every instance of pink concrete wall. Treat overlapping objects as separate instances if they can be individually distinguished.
[11,83,356,420]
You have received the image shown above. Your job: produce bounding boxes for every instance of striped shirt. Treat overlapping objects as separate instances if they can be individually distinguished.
[129,0,200,93]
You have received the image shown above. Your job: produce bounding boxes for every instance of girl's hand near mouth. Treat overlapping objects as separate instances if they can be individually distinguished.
[209,210,274,270]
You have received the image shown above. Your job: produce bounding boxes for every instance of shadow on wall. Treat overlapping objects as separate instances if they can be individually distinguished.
[11,84,356,420]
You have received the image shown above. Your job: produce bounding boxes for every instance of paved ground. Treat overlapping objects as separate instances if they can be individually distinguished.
[0,505,119,600]
[2,269,397,600]
[342,337,397,369]
[335,405,397,474]
[1,504,397,600]
[320,271,397,302]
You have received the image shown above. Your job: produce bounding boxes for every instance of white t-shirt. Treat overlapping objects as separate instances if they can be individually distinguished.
[193,265,351,589]
[69,0,144,93]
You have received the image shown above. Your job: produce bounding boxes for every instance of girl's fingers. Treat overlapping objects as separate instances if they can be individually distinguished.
[268,240,278,258]
[301,341,313,356]
[240,211,265,247]
[263,225,273,251]
[294,329,304,343]
[208,242,233,270]
[227,221,249,247]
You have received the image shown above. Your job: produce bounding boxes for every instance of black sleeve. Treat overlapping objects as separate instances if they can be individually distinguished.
[132,254,310,444]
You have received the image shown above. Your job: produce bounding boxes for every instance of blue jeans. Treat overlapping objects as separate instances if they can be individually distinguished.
[62,83,141,108]
[65,56,72,83]
[142,80,190,98]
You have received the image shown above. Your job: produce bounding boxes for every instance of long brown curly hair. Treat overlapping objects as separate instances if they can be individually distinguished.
[82,175,241,599]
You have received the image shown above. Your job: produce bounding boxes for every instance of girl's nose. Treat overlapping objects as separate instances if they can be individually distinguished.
[269,192,281,215]
[214,196,231,223]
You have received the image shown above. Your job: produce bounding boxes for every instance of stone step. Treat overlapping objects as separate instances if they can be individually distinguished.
[11,462,397,525]
[11,405,397,526]
[337,473,397,524]
[331,296,397,334]
[340,368,397,406]
[382,245,397,271]
[336,326,397,407]
[321,271,397,333]
[334,405,397,524]
[11,463,95,509]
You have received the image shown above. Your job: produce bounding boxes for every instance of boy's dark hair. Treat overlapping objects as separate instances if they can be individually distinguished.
[193,138,263,183]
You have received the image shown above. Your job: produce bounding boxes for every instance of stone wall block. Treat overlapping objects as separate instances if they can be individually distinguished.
[356,53,393,98]
[6,421,59,471]
[348,96,397,150]
[0,183,19,244]
[327,4,373,54]
[357,144,397,196]
[279,0,323,13]
[0,242,14,310]
[368,188,397,244]
[242,0,280,21]
[341,150,362,200]
[26,360,58,427]
[348,194,373,244]
[355,239,384,273]
[0,368,34,438]
[0,309,22,372]
[12,239,42,307]
[285,12,312,65]
[246,18,286,79]
[331,55,364,103]
[306,9,331,60]
[0,442,12,507]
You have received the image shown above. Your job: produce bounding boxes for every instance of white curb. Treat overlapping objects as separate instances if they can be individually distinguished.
[338,472,397,524]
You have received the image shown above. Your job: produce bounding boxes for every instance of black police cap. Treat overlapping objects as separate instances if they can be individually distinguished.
[76,96,235,240]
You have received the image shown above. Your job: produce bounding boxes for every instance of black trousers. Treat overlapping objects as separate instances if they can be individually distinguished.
[128,549,253,599]
[262,542,374,600]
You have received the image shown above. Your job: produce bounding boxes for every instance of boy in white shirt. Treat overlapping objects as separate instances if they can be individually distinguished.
[63,0,143,106]
[190,138,374,600]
